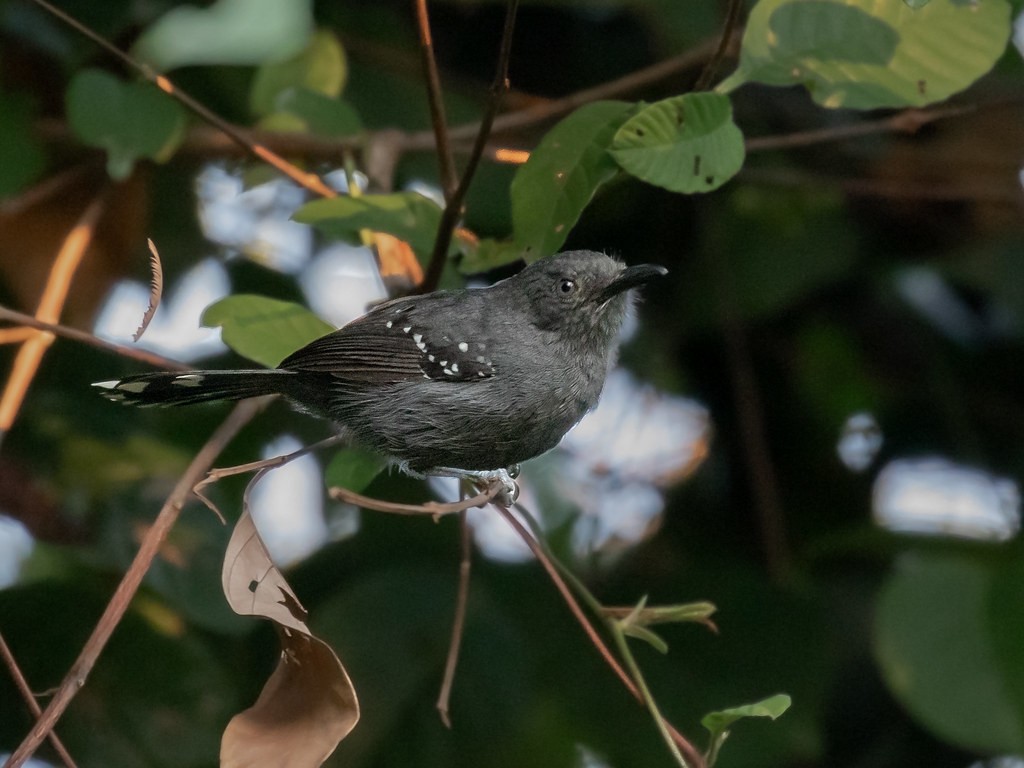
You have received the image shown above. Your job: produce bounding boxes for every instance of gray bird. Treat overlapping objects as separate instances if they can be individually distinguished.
[96,250,667,497]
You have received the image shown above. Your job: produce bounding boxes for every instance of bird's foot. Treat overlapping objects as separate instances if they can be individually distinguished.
[428,466,520,506]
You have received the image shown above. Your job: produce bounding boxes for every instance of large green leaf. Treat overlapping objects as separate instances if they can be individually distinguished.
[65,69,186,180]
[133,0,313,71]
[719,0,1012,109]
[202,295,334,368]
[511,100,636,260]
[874,551,1024,753]
[609,93,744,194]
[294,192,443,261]
[250,29,347,116]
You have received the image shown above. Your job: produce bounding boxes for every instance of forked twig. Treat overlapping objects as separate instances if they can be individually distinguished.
[420,0,520,293]
[193,434,347,521]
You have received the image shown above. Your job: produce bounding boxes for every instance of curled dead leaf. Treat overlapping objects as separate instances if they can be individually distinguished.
[221,506,359,767]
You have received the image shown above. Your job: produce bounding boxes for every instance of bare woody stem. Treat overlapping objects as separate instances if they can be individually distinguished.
[420,0,520,293]
[414,0,459,200]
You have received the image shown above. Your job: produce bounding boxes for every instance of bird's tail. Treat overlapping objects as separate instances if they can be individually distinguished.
[93,370,299,407]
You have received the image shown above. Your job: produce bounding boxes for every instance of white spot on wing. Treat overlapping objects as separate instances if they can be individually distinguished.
[458,342,468,352]
[93,380,119,390]
[386,320,393,329]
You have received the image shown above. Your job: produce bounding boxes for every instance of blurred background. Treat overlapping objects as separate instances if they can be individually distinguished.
[1,0,1024,766]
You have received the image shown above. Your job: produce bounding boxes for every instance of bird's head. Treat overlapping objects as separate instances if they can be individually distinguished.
[514,251,667,345]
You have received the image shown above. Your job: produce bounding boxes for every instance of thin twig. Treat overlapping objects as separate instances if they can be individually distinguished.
[329,483,501,517]
[436,503,472,727]
[420,0,520,293]
[447,34,727,141]
[193,434,346,520]
[414,0,458,200]
[492,505,641,698]
[0,305,187,371]
[745,103,979,152]
[694,0,744,91]
[510,504,707,768]
[0,631,78,768]
[28,0,337,200]
[4,399,264,768]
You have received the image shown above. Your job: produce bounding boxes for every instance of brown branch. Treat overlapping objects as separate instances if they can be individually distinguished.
[0,631,78,768]
[414,0,458,200]
[492,506,641,699]
[694,0,744,91]
[29,0,337,200]
[0,306,187,371]
[420,0,520,293]
[5,398,264,767]
[745,103,979,153]
[448,34,728,142]
[436,505,472,727]
[328,483,501,516]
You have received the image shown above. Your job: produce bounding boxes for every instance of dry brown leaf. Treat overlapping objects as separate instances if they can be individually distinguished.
[221,508,359,767]
[221,629,359,768]
[375,232,424,285]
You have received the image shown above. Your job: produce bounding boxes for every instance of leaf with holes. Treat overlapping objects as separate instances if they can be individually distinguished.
[66,69,186,180]
[610,93,744,194]
[203,295,334,368]
[717,0,1011,109]
[511,100,637,260]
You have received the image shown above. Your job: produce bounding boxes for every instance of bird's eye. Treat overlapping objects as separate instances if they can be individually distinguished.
[558,278,576,295]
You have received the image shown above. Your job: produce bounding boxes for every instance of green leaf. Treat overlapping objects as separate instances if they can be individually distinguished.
[0,92,45,197]
[719,0,1011,109]
[274,88,363,137]
[874,551,1024,753]
[324,448,387,493]
[701,693,792,734]
[621,623,670,654]
[250,29,347,116]
[701,694,792,767]
[66,70,186,180]
[133,0,313,71]
[202,295,333,368]
[511,100,636,260]
[295,192,443,262]
[610,93,744,194]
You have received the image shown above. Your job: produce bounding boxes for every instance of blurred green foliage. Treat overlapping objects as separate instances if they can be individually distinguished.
[1,0,1023,767]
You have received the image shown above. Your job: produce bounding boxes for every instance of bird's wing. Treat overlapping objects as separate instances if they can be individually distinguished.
[279,298,496,384]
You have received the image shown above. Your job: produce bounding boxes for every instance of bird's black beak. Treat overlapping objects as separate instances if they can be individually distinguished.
[598,263,668,303]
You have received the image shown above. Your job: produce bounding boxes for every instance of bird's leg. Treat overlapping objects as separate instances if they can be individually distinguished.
[428,466,520,505]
